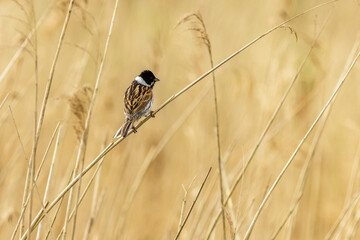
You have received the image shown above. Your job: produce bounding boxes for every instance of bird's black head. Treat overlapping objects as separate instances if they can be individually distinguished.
[139,70,159,87]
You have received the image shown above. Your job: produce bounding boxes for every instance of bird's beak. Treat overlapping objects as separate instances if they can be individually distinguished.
[155,78,160,82]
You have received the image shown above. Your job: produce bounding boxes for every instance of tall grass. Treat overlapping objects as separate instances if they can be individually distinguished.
[1,0,360,239]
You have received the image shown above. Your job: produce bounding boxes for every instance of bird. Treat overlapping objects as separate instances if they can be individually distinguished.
[113,70,160,138]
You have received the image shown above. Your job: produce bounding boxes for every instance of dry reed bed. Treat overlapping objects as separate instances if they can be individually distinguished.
[1,0,360,239]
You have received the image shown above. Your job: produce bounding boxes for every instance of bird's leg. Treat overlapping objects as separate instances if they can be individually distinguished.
[132,125,137,133]
[149,111,156,118]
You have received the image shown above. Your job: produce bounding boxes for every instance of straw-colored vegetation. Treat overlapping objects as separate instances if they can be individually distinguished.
[1,0,360,239]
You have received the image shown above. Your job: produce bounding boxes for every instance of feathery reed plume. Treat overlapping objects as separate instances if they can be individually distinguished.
[176,11,227,239]
[67,86,93,141]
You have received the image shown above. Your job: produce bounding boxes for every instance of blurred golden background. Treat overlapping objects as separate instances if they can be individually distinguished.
[1,0,360,239]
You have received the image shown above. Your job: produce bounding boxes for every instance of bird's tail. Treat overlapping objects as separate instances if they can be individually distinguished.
[113,120,134,138]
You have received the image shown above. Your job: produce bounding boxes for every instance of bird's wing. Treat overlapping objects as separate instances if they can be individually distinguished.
[124,83,153,116]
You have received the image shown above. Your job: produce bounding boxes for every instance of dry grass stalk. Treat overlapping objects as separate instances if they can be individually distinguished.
[44,173,74,240]
[176,11,227,239]
[190,169,220,238]
[0,0,55,85]
[270,107,331,240]
[20,141,116,240]
[341,141,360,239]
[62,158,75,234]
[33,0,76,157]
[18,0,77,238]
[266,32,360,240]
[82,134,108,240]
[287,31,359,240]
[271,202,297,240]
[178,186,188,233]
[0,93,9,111]
[10,1,43,236]
[6,106,52,240]
[324,191,360,240]
[70,158,104,219]
[8,106,52,233]
[268,13,333,239]
[220,139,242,236]
[35,125,62,240]
[174,168,212,240]
[19,2,340,236]
[345,141,360,205]
[344,205,360,239]
[10,123,60,240]
[8,106,28,163]
[333,202,360,239]
[34,123,61,182]
[64,86,93,240]
[58,145,108,238]
[19,169,73,240]
[19,201,50,240]
[189,137,240,239]
[204,4,336,238]
[19,132,31,237]
[82,190,105,240]
[28,1,41,236]
[54,133,108,239]
[69,0,120,238]
[243,46,360,240]
[178,178,196,233]
[224,208,235,240]
[83,132,108,240]
[115,83,212,237]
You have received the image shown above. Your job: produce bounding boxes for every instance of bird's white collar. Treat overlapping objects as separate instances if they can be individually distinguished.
[135,76,151,87]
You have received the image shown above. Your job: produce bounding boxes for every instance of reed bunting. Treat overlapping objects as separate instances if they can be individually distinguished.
[113,70,160,138]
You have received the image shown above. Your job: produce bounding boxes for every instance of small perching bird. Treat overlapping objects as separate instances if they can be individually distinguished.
[113,70,160,138]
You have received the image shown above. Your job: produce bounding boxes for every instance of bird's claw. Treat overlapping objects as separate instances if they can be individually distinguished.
[132,126,137,133]
[149,111,156,118]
